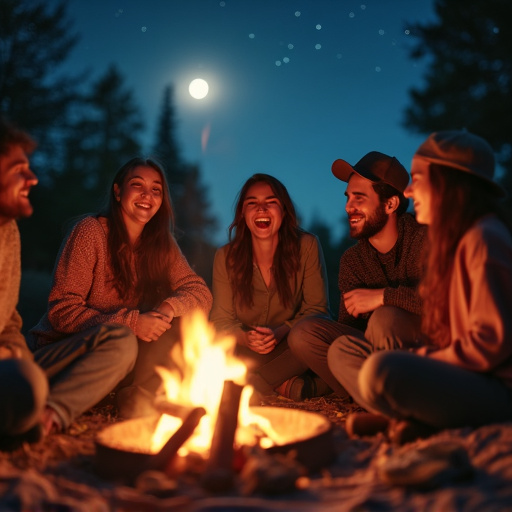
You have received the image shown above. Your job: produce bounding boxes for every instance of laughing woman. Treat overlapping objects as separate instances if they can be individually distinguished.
[28,158,212,432]
[210,173,330,401]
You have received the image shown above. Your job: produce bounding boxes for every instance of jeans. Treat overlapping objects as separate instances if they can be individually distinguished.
[289,307,422,402]
[0,358,48,436]
[358,350,512,429]
[288,315,360,397]
[33,323,137,428]
[326,306,423,405]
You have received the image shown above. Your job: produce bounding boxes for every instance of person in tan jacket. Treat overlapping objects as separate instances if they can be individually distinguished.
[0,117,47,449]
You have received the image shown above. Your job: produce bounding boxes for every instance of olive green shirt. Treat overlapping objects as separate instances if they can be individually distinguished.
[211,232,329,345]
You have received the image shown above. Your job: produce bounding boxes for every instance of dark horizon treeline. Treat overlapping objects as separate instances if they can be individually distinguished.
[3,0,512,327]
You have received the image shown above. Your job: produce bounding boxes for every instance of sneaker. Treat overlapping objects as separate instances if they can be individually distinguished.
[275,374,333,402]
[274,376,307,401]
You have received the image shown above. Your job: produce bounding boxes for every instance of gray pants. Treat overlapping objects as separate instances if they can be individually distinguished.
[34,323,137,428]
[290,306,422,400]
[358,350,512,429]
[0,358,48,436]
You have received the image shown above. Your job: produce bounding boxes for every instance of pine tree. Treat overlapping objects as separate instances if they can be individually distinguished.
[403,0,512,190]
[0,0,80,175]
[151,85,218,284]
[63,65,144,208]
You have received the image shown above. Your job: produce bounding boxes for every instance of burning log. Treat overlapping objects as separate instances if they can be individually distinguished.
[94,406,206,482]
[155,400,201,421]
[201,380,244,492]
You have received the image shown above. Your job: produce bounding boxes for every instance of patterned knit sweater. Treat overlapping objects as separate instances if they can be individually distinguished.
[0,220,32,360]
[337,213,427,331]
[27,216,212,349]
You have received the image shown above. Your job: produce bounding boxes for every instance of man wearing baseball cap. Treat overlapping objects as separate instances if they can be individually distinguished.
[339,131,512,444]
[288,151,426,399]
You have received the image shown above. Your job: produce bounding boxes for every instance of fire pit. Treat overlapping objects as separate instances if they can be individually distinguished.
[93,312,335,486]
[94,406,206,482]
[94,405,333,483]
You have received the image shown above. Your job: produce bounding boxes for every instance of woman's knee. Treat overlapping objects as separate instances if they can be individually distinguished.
[358,351,397,406]
[100,325,138,369]
[365,306,420,349]
[288,315,333,355]
[287,317,316,352]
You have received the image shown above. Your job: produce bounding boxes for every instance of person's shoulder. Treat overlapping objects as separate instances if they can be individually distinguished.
[65,215,105,245]
[339,239,363,262]
[72,215,103,232]
[400,212,427,238]
[0,219,20,248]
[1,219,20,237]
[467,214,512,246]
[299,231,318,247]
[213,243,230,262]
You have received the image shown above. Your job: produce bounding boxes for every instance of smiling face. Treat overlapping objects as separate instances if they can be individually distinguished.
[345,173,388,239]
[113,165,163,240]
[0,144,38,226]
[406,158,432,225]
[243,181,284,243]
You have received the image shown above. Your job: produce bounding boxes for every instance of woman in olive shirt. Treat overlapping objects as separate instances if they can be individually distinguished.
[210,173,330,400]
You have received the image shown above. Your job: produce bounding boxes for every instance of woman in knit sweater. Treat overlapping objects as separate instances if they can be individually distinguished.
[28,158,212,432]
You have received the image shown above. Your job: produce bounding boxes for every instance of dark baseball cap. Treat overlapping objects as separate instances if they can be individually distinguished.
[331,151,410,193]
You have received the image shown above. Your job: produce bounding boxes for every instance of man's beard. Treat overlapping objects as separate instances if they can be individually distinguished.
[349,203,388,240]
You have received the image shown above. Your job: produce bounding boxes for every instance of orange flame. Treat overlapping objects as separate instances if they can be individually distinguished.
[151,310,246,454]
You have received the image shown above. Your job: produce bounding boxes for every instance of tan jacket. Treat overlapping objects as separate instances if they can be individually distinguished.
[0,220,32,360]
[425,215,512,388]
[210,232,329,345]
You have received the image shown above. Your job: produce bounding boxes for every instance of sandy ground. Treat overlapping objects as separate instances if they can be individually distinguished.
[2,393,512,511]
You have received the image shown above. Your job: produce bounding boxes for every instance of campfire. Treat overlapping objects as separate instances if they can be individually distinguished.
[94,311,334,490]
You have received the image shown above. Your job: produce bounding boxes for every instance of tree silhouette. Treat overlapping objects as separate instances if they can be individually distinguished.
[308,216,355,320]
[151,85,217,284]
[0,0,80,177]
[403,0,512,190]
[20,65,144,270]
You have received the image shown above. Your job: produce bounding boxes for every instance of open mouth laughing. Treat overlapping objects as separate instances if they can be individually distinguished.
[255,217,271,228]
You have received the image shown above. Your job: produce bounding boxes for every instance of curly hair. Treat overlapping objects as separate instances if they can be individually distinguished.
[226,173,302,309]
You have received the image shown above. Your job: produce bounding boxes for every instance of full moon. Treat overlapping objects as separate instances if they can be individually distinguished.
[189,78,209,100]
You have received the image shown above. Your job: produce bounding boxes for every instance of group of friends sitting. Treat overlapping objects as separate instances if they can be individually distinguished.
[1,115,511,451]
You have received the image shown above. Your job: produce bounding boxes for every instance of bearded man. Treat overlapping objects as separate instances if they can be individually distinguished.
[287,152,426,399]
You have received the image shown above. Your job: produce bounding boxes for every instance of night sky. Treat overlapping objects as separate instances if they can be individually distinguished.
[62,0,435,244]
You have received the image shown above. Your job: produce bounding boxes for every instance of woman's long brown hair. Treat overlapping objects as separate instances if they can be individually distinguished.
[104,157,176,311]
[226,173,301,309]
[420,163,504,348]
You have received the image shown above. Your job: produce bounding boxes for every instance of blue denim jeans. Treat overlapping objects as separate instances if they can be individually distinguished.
[0,358,48,436]
[33,323,138,428]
